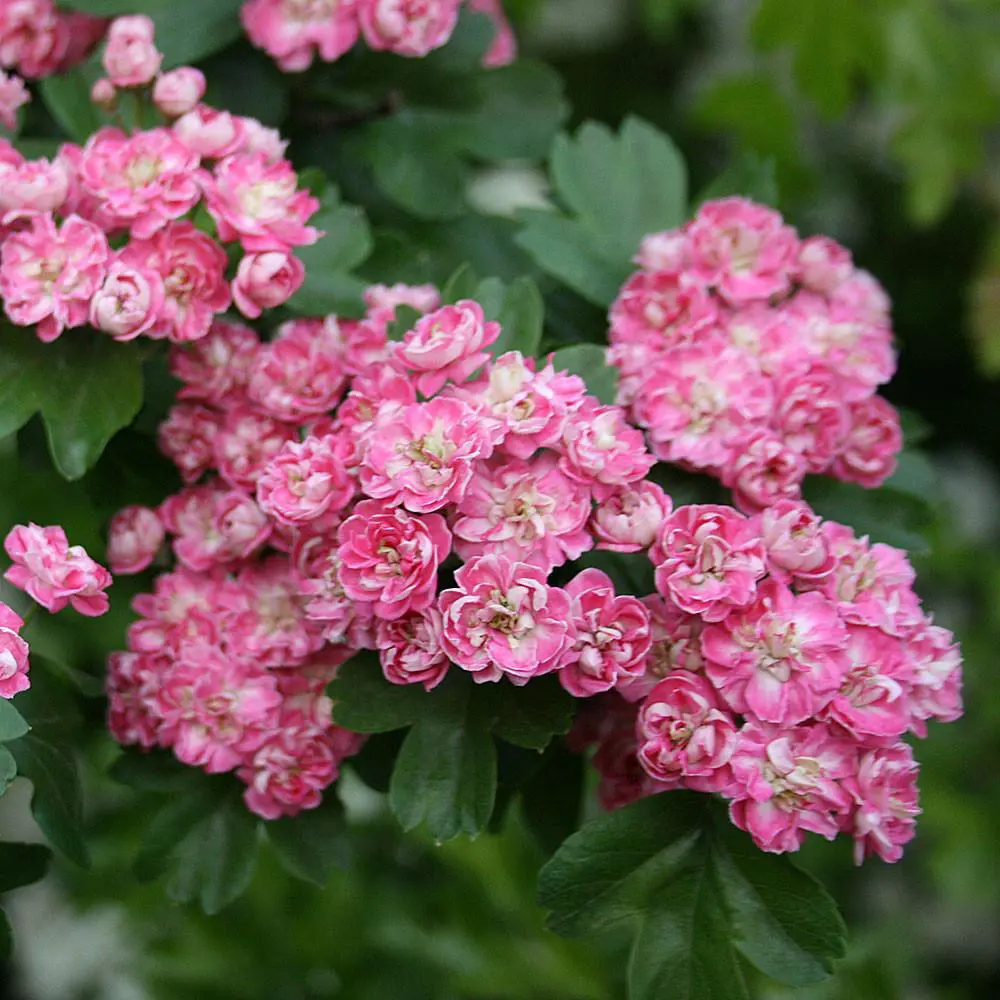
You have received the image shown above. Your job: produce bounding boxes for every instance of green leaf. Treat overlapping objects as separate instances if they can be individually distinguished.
[489,676,574,751]
[61,0,245,65]
[386,305,423,343]
[389,672,497,842]
[328,652,427,733]
[550,344,618,405]
[0,748,16,795]
[265,794,350,887]
[711,821,847,984]
[539,793,846,1000]
[696,153,779,208]
[166,795,260,914]
[515,211,629,308]
[8,735,89,867]
[550,118,688,266]
[0,842,51,893]
[286,188,373,317]
[201,45,289,126]
[0,700,29,743]
[442,263,480,303]
[366,116,468,220]
[38,56,106,143]
[109,749,196,793]
[489,277,545,359]
[575,549,656,598]
[133,778,224,882]
[802,478,936,554]
[0,325,143,480]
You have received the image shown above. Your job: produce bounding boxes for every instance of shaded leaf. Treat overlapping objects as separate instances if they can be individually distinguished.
[265,794,350,887]
[489,676,574,751]
[551,344,618,405]
[328,652,427,733]
[389,672,497,841]
[0,842,51,893]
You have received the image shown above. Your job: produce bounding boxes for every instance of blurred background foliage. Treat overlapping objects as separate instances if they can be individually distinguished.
[2,1,1000,998]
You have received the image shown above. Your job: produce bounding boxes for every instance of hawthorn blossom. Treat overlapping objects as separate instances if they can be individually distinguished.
[0,213,108,342]
[376,608,450,690]
[0,602,30,698]
[153,67,206,117]
[106,505,165,575]
[337,499,451,619]
[101,15,161,88]
[4,523,112,617]
[241,0,360,72]
[0,69,28,129]
[558,568,651,697]
[438,554,574,684]
[233,250,305,318]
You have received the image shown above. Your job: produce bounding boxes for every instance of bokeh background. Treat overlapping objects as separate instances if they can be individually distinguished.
[2,1,999,997]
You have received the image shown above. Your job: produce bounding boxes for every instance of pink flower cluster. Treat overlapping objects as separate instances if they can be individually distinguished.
[241,0,515,72]
[0,0,105,81]
[0,17,317,344]
[608,197,903,511]
[574,499,962,864]
[105,285,674,817]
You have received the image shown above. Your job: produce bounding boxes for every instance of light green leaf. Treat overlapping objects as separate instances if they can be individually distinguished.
[0,700,29,743]
[550,344,618,405]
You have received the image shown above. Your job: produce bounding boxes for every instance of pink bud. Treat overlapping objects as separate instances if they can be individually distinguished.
[90,262,165,341]
[102,15,162,88]
[90,77,117,107]
[152,67,206,118]
[232,251,305,318]
[106,505,165,575]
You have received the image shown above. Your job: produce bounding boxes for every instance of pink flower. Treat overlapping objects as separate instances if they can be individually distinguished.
[90,260,165,341]
[728,723,855,853]
[173,105,246,159]
[239,117,288,162]
[360,397,496,512]
[0,155,70,223]
[358,0,460,56]
[723,430,805,513]
[452,453,592,570]
[214,407,299,490]
[0,602,29,698]
[701,580,849,726]
[337,499,451,619]
[232,249,305,318]
[636,672,737,789]
[685,197,799,306]
[906,620,963,734]
[257,435,356,525]
[376,607,450,690]
[201,152,320,251]
[558,568,651,697]
[119,221,231,342]
[830,396,902,488]
[631,342,773,470]
[241,0,360,72]
[844,742,920,864]
[822,626,912,740]
[816,523,922,637]
[247,320,349,421]
[153,67,206,117]
[295,543,377,649]
[76,128,201,238]
[102,15,161,87]
[399,299,500,396]
[160,485,272,571]
[105,651,164,747]
[90,77,115,106]
[4,523,112,617]
[170,320,260,405]
[438,554,574,684]
[157,403,222,483]
[107,505,165,575]
[796,235,853,295]
[364,282,440,315]
[759,500,834,584]
[590,481,672,553]
[561,400,654,487]
[651,504,766,621]
[0,213,108,342]
[220,557,322,666]
[240,720,354,819]
[773,365,850,473]
[0,69,29,129]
